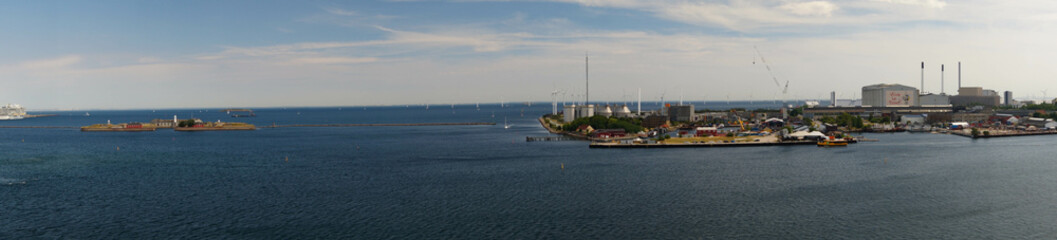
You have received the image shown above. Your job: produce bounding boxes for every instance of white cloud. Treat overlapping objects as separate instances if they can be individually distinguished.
[874,0,947,9]
[9,1,1057,109]
[780,1,839,17]
[324,7,358,16]
[284,57,379,65]
[12,55,81,70]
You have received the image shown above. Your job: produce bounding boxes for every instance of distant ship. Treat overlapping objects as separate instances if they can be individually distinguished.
[0,104,26,120]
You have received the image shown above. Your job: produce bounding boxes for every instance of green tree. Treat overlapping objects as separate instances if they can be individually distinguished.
[801,117,814,127]
[178,119,197,127]
[789,107,803,117]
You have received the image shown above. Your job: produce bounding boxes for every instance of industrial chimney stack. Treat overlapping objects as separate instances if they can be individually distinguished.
[920,62,925,93]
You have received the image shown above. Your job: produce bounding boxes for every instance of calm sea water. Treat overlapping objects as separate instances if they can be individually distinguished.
[3,103,1057,239]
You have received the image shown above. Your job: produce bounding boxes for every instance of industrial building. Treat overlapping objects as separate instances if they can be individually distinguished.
[862,84,920,107]
[803,106,951,118]
[919,94,951,107]
[562,104,595,123]
[614,105,633,118]
[666,104,694,122]
[950,87,1001,107]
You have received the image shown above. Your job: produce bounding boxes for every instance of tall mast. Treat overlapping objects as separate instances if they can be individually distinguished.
[585,52,589,106]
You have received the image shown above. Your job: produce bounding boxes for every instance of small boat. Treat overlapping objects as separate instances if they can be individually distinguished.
[817,140,848,147]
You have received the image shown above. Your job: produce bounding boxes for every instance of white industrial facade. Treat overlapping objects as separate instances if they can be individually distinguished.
[862,84,920,107]
[563,104,595,123]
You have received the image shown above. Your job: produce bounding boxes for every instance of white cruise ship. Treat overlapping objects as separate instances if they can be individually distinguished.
[0,104,26,120]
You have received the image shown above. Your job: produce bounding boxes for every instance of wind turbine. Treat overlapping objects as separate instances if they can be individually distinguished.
[551,89,560,115]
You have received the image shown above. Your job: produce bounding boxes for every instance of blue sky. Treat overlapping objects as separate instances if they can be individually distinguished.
[2,0,1056,109]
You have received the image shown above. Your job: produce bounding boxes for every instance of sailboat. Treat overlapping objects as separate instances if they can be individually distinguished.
[504,117,510,129]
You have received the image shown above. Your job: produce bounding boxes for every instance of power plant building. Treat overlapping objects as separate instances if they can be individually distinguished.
[950,87,1001,107]
[862,84,920,107]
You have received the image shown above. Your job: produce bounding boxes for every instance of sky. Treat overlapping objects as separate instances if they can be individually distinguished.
[2,0,1057,109]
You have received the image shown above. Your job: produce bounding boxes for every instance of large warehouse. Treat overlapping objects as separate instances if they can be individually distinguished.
[862,83,920,107]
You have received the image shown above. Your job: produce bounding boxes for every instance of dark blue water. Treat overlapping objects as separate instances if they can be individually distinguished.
[3,103,1057,238]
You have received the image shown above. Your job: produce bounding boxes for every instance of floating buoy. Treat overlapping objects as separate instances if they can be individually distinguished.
[561,163,564,170]
[285,156,289,162]
[116,146,120,151]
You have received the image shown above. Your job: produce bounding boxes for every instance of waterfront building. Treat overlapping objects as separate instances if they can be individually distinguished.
[862,84,920,107]
[695,127,718,136]
[562,104,596,123]
[591,129,626,138]
[642,115,667,128]
[901,114,926,125]
[1022,117,1057,129]
[667,104,694,122]
[151,119,176,128]
[1004,91,1014,106]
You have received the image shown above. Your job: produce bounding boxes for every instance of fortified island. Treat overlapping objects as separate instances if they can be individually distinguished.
[82,116,255,132]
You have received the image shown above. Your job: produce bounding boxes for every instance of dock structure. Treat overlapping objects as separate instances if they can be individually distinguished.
[526,136,578,142]
[949,129,1057,138]
[262,122,496,128]
[589,140,819,148]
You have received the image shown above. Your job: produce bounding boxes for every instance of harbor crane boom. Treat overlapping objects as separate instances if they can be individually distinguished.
[754,46,789,94]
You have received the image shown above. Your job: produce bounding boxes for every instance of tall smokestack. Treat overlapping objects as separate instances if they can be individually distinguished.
[585,53,589,106]
[958,62,961,89]
[921,61,925,93]
[941,64,945,95]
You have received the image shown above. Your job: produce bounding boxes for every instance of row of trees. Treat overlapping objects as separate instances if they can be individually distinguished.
[818,113,864,128]
[1031,111,1057,119]
[561,115,644,133]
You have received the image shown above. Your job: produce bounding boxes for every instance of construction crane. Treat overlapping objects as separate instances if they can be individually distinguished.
[730,109,747,131]
[754,46,789,95]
